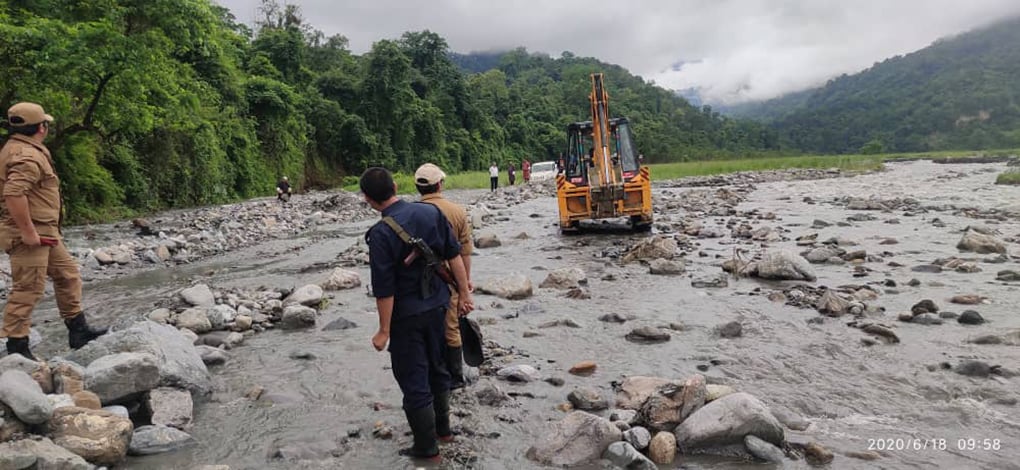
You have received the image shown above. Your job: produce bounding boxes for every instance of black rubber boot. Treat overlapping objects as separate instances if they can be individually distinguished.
[65,312,108,349]
[433,390,453,443]
[447,347,466,389]
[399,406,440,462]
[5,337,36,361]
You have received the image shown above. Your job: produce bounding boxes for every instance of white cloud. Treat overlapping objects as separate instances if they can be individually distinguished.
[218,0,1020,104]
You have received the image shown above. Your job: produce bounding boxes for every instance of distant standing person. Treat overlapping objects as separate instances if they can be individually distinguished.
[276,176,291,202]
[522,159,531,184]
[0,102,108,361]
[507,163,516,186]
[489,162,498,191]
[414,163,474,389]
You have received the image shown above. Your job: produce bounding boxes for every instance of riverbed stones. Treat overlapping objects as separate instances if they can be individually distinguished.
[623,426,651,450]
[803,441,835,465]
[197,346,228,366]
[674,392,784,449]
[706,384,736,402]
[745,435,785,463]
[177,308,212,333]
[67,321,211,395]
[717,321,743,338]
[206,305,237,329]
[680,374,708,421]
[804,246,845,264]
[649,258,684,275]
[474,232,502,248]
[954,360,992,378]
[911,300,939,315]
[957,230,1007,254]
[622,236,677,263]
[147,387,193,430]
[996,270,1020,281]
[569,361,597,376]
[180,284,215,307]
[861,324,900,343]
[950,294,984,305]
[615,376,679,410]
[755,250,816,281]
[50,406,133,465]
[477,274,534,300]
[475,383,512,407]
[603,441,656,470]
[0,370,52,424]
[0,437,91,470]
[85,352,160,404]
[322,268,361,290]
[816,289,851,316]
[525,411,623,467]
[625,326,671,343]
[648,431,677,464]
[128,425,194,455]
[691,274,728,288]
[567,387,609,411]
[497,364,540,383]
[147,308,172,324]
[540,267,587,289]
[281,306,317,329]
[0,354,52,393]
[72,391,101,410]
[958,310,985,325]
[283,285,324,307]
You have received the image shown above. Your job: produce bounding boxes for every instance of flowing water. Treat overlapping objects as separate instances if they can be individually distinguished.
[20,161,1020,469]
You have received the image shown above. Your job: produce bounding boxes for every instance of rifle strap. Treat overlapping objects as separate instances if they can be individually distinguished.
[381,217,414,245]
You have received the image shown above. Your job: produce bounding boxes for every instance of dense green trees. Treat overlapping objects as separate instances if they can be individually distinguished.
[1,0,777,222]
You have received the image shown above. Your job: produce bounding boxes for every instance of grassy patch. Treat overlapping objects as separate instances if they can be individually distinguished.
[996,170,1020,185]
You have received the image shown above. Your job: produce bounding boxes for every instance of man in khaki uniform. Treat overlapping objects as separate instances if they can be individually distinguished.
[1,102,107,361]
[414,163,473,388]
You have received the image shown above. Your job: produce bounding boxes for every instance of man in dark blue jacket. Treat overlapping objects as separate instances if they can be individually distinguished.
[361,167,474,462]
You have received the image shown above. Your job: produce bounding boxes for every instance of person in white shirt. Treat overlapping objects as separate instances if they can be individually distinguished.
[489,163,499,192]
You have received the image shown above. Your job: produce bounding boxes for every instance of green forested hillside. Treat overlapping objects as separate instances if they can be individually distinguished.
[0,0,776,222]
[741,17,1020,154]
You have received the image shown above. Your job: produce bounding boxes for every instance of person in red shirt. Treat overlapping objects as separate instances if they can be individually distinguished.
[522,159,531,184]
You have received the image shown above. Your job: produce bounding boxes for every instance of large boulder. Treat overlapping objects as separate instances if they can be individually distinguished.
[477,274,534,300]
[540,268,587,290]
[176,308,212,334]
[674,392,784,450]
[957,230,1007,254]
[649,258,685,275]
[803,246,845,264]
[1,402,30,441]
[205,305,236,329]
[128,425,194,456]
[321,268,361,290]
[755,250,816,282]
[179,284,215,307]
[147,387,193,430]
[0,354,53,393]
[85,352,161,403]
[648,431,677,464]
[67,321,211,395]
[623,236,677,263]
[281,306,317,329]
[525,411,623,467]
[284,284,324,307]
[52,359,86,395]
[0,437,91,470]
[49,406,133,466]
[615,376,681,410]
[0,370,53,424]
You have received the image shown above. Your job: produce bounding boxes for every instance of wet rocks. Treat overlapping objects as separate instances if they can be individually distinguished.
[206,305,237,329]
[147,387,193,430]
[745,435,785,463]
[625,326,671,343]
[52,360,85,396]
[957,229,1007,254]
[958,310,985,325]
[321,268,361,290]
[996,270,1020,281]
[816,289,851,316]
[128,425,194,455]
[954,360,993,378]
[280,306,317,329]
[860,323,900,344]
[67,321,211,395]
[283,285,324,307]
[603,441,656,470]
[716,321,743,338]
[0,370,52,424]
[623,426,651,450]
[680,374,708,421]
[691,274,728,288]
[84,352,160,403]
[648,431,677,464]
[911,313,944,326]
[0,437,91,470]
[911,299,939,315]
[803,246,845,264]
[755,250,816,282]
[803,441,835,465]
[949,294,984,305]
[569,361,597,376]
[477,274,534,300]
[771,405,810,431]
[0,354,52,393]
[706,384,736,402]
[180,284,215,307]
[567,388,609,411]
[197,346,228,366]
[474,232,502,248]
[72,391,101,410]
[176,308,213,334]
[539,268,587,290]
[649,258,684,275]
[615,376,680,410]
[322,317,358,331]
[525,411,622,467]
[674,392,784,449]
[475,383,512,407]
[497,364,540,383]
[622,236,678,263]
[50,406,133,465]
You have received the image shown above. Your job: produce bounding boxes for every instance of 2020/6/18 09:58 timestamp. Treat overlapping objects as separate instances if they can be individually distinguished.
[868,438,1002,452]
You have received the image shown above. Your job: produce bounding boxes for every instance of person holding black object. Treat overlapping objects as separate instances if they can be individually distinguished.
[360,167,474,463]
[276,176,291,202]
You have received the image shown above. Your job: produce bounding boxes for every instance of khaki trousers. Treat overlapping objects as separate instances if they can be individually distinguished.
[1,241,82,338]
[445,290,461,347]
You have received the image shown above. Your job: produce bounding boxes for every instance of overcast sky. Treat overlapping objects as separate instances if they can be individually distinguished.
[218,0,1020,104]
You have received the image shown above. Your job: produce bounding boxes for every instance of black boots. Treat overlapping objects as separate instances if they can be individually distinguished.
[399,406,440,462]
[5,336,36,361]
[65,312,108,349]
[433,391,453,443]
[447,347,466,389]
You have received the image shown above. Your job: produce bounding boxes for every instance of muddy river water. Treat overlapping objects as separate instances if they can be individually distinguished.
[21,161,1020,469]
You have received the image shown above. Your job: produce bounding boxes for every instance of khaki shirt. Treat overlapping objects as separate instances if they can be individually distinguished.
[0,135,62,239]
[421,193,472,257]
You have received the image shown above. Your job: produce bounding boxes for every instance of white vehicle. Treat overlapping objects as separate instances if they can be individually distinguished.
[529,161,557,182]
